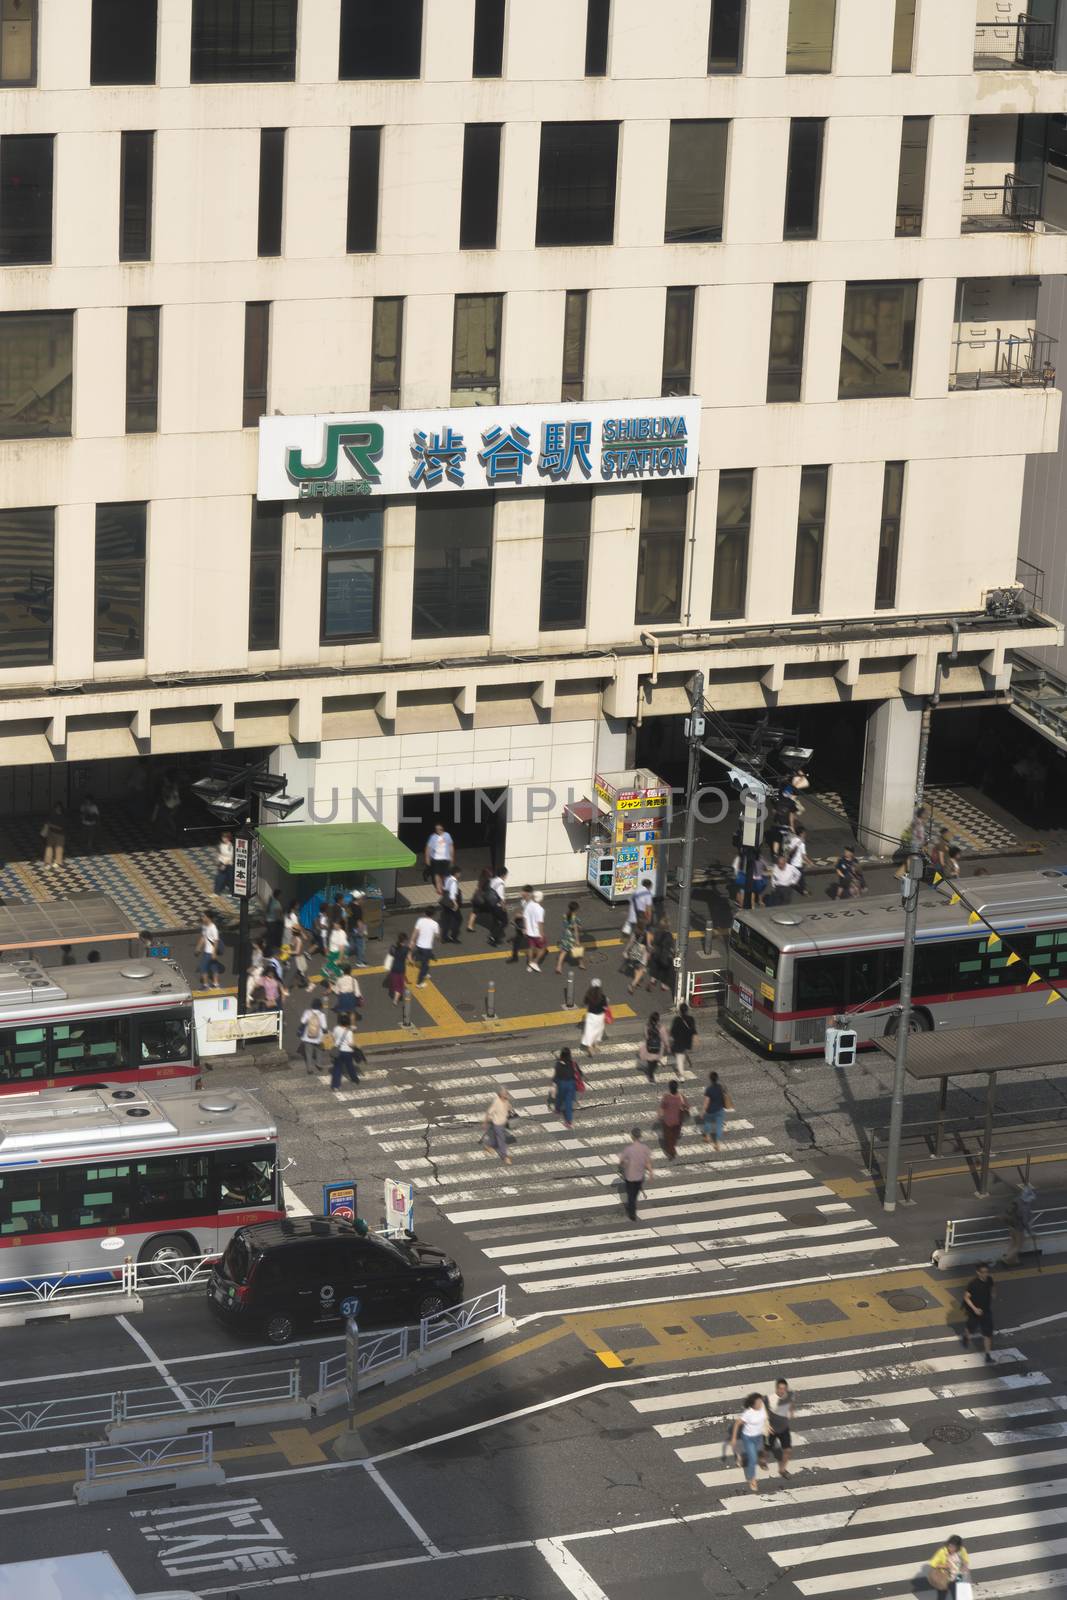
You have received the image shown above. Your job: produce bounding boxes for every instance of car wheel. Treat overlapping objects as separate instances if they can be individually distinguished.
[418,1293,447,1320]
[137,1233,196,1279]
[265,1313,294,1345]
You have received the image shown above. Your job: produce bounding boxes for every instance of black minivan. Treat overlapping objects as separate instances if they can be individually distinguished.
[208,1216,464,1344]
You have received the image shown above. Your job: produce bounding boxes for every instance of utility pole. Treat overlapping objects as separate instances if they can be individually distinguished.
[231,794,262,1017]
[674,671,705,1009]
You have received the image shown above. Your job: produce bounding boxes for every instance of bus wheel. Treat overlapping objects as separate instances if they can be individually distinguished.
[885,1009,932,1038]
[137,1233,196,1278]
[265,1314,294,1345]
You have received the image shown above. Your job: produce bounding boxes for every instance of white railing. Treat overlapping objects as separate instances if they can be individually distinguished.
[118,1366,299,1423]
[686,967,725,1007]
[84,1431,214,1485]
[0,1252,220,1312]
[420,1286,505,1349]
[945,1205,1067,1251]
[317,1327,409,1396]
[126,1252,220,1291]
[0,1390,120,1438]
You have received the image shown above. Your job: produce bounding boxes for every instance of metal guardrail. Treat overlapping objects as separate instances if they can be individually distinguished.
[974,15,1055,69]
[961,174,1041,232]
[318,1327,410,1397]
[119,1366,299,1423]
[83,1431,214,1486]
[945,1204,1067,1251]
[0,1252,220,1311]
[686,968,725,1008]
[420,1285,505,1349]
[865,1101,1067,1172]
[0,1390,120,1439]
[949,327,1057,391]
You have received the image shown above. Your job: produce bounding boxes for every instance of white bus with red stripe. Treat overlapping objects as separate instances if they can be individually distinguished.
[0,1081,282,1281]
[724,867,1067,1055]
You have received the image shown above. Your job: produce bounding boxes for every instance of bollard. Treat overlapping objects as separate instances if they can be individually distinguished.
[564,969,575,1009]
[486,979,496,1019]
[401,990,412,1029]
[703,920,714,956]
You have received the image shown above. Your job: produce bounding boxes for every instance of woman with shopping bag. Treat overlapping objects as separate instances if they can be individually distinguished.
[928,1535,972,1598]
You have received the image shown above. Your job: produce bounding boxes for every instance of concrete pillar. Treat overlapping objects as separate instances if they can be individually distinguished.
[858,697,923,855]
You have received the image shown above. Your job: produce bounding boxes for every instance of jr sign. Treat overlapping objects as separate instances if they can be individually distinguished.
[257,397,702,502]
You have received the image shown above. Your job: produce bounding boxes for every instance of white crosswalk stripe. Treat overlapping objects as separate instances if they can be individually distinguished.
[630,1340,1067,1597]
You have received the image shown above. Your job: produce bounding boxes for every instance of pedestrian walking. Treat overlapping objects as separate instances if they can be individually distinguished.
[348,907,368,967]
[767,853,800,906]
[762,1378,795,1479]
[833,846,863,899]
[424,823,455,892]
[658,1079,690,1159]
[79,794,100,853]
[327,917,349,964]
[961,1262,995,1362]
[439,870,463,944]
[487,868,509,946]
[702,1071,729,1149]
[622,878,654,937]
[264,888,284,955]
[929,827,952,878]
[1001,1182,1038,1266]
[523,890,546,972]
[625,922,652,992]
[256,966,287,1012]
[412,911,439,987]
[507,887,532,964]
[646,916,676,995]
[384,930,409,1005]
[330,1018,361,1088]
[730,1394,768,1493]
[214,832,234,894]
[40,803,66,869]
[552,1047,582,1129]
[331,963,361,1024]
[555,901,585,974]
[787,824,809,894]
[196,909,223,990]
[468,867,493,933]
[482,1087,513,1163]
[927,1534,972,1597]
[581,978,609,1053]
[617,1127,654,1221]
[638,1012,669,1082]
[733,851,770,906]
[669,1002,697,1079]
[298,994,328,1074]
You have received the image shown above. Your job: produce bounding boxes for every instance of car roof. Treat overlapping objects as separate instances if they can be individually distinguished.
[241,1216,356,1250]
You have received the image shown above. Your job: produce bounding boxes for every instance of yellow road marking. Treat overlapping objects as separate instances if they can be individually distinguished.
[595,1350,626,1368]
[825,1177,875,1198]
[270,1426,330,1466]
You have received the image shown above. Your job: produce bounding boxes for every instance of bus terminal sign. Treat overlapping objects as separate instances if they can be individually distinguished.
[257,397,702,502]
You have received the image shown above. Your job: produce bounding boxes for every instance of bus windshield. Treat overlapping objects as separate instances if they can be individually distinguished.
[729,921,780,978]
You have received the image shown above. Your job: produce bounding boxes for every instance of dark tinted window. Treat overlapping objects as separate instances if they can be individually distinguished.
[561,289,587,401]
[540,487,591,630]
[134,1009,193,1064]
[91,0,157,84]
[0,134,53,265]
[339,0,423,79]
[125,305,159,433]
[786,0,835,72]
[133,1154,210,1222]
[795,954,848,1010]
[728,921,779,977]
[190,0,296,83]
[783,119,823,240]
[243,301,269,427]
[661,286,695,396]
[460,124,501,249]
[711,468,752,619]
[895,116,928,237]
[792,464,827,613]
[635,483,687,624]
[473,0,505,76]
[451,293,502,406]
[585,0,610,75]
[0,0,37,86]
[119,131,153,262]
[838,280,917,400]
[875,461,904,609]
[767,282,807,402]
[664,120,727,243]
[257,127,284,257]
[94,501,147,661]
[708,0,744,72]
[321,507,383,644]
[52,1017,130,1077]
[0,310,72,440]
[0,1025,47,1085]
[892,0,916,71]
[370,295,403,409]
[346,127,381,254]
[412,494,494,638]
[211,1145,276,1209]
[536,122,618,247]
[249,498,283,650]
[0,506,54,668]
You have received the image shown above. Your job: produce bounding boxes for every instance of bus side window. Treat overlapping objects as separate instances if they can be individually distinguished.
[133,1154,209,1220]
[63,1163,132,1229]
[0,1025,48,1084]
[135,1011,193,1065]
[0,1170,62,1235]
[51,1019,130,1078]
[795,955,849,1011]
[211,1145,277,1210]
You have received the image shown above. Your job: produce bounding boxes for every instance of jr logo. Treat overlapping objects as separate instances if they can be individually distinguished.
[285,422,385,484]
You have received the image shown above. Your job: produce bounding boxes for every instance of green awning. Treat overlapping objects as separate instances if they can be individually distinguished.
[258,823,416,876]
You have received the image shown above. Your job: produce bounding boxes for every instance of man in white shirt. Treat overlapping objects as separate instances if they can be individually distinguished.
[298,994,328,1075]
[424,824,455,892]
[522,890,546,972]
[487,869,508,946]
[768,855,801,906]
[412,912,440,987]
[507,886,532,964]
[440,870,462,944]
[196,911,221,990]
[787,826,809,895]
[623,878,655,936]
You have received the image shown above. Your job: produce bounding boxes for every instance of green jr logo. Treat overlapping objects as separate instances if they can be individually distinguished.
[285,422,385,485]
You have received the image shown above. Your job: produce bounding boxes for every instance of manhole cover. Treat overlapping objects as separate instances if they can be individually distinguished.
[786,1211,824,1228]
[763,1312,781,1322]
[930,1424,973,1445]
[855,1300,870,1309]
[885,1290,929,1312]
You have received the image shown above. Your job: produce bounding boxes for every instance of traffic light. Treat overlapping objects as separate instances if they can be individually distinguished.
[824,1026,857,1067]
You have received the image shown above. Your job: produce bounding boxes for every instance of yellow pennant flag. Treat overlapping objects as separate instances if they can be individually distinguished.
[1048,989,1062,1006]
[1027,971,1042,987]
[986,931,1000,948]
[968,911,981,925]
[949,893,961,906]
[932,872,943,885]
[1005,951,1021,966]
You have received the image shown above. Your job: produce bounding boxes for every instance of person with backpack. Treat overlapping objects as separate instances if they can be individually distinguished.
[299,994,328,1074]
[330,1016,361,1089]
[638,1012,669,1082]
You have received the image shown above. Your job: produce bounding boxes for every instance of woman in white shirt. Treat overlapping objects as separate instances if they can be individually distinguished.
[730,1392,768,1492]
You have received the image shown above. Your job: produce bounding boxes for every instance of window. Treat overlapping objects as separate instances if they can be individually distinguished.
[635,483,687,624]
[661,286,695,396]
[895,117,928,237]
[451,293,502,406]
[708,0,744,73]
[786,0,835,73]
[134,1010,192,1065]
[767,282,807,402]
[536,121,618,247]
[94,502,146,662]
[792,465,828,613]
[119,131,153,261]
[248,498,283,650]
[320,508,383,644]
[412,494,494,638]
[711,468,752,619]
[892,0,916,72]
[0,0,36,86]
[540,487,591,630]
[585,0,609,75]
[875,460,904,610]
[561,289,588,402]
[794,953,848,1010]
[91,0,157,84]
[783,119,823,240]
[0,133,53,264]
[243,301,269,426]
[838,280,917,400]
[125,305,159,433]
[370,296,403,410]
[190,0,296,83]
[0,1024,47,1085]
[664,120,727,244]
[473,0,505,76]
[0,310,72,439]
[339,0,423,79]
[257,127,284,257]
[0,506,54,668]
[346,127,381,254]
[460,124,501,250]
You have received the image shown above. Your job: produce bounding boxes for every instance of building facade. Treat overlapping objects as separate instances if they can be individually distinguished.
[1,0,1065,882]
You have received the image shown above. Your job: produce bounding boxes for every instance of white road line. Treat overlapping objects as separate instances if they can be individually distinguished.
[483,1211,794,1257]
[698,1443,930,1490]
[870,1570,1067,1599]
[721,1444,1067,1512]
[523,1260,717,1293]
[677,1419,907,1462]
[536,1537,610,1600]
[116,1315,193,1412]
[364,1461,442,1557]
[500,1220,876,1277]
[984,1419,1067,1445]
[961,1394,1067,1421]
[445,1163,810,1221]
[797,1535,1067,1595]
[783,1509,1067,1571]
[748,1475,1067,1538]
[282,1183,311,1216]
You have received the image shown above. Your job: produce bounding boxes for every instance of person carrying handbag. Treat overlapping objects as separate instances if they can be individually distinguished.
[555,903,585,975]
[928,1535,971,1597]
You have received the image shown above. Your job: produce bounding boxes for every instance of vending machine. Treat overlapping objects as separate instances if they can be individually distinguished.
[585,768,672,906]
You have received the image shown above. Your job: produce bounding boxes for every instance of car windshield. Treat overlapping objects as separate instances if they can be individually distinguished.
[222,1234,252,1284]
[372,1234,413,1266]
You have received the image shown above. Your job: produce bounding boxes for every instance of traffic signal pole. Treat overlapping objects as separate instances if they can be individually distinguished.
[674,672,705,1010]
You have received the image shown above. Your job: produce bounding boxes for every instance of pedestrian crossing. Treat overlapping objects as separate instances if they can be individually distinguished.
[631,1338,1067,1597]
[340,1038,902,1310]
